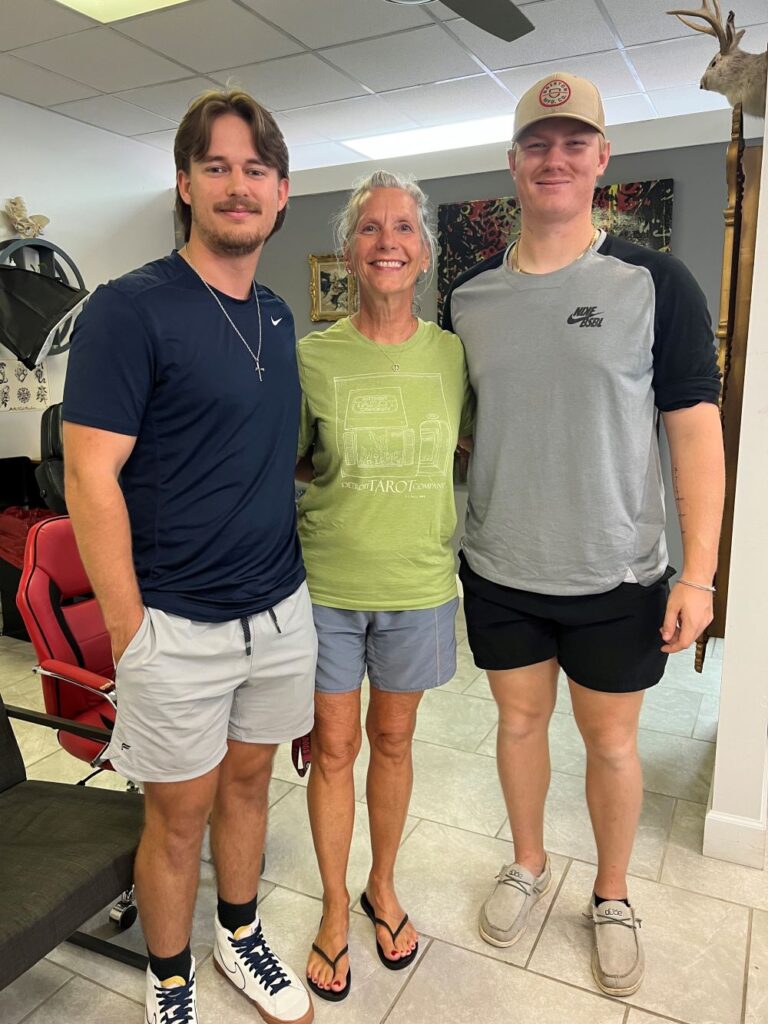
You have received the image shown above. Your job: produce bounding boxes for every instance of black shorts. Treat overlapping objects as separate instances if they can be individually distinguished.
[459,552,674,694]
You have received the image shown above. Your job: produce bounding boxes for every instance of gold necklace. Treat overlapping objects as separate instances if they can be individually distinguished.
[510,227,600,274]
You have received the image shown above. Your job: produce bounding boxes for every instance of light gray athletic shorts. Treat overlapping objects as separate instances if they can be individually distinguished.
[104,582,317,784]
[312,597,459,694]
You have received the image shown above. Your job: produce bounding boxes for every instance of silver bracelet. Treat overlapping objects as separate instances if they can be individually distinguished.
[678,578,716,593]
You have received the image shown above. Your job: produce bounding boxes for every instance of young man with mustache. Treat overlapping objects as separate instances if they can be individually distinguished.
[63,90,315,1024]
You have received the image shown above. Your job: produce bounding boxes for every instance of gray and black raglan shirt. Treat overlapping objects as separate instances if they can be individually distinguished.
[445,232,721,596]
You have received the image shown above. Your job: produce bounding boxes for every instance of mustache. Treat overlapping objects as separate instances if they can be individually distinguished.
[214,201,262,213]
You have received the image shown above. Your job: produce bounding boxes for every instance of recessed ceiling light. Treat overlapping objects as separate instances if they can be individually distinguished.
[383,1,435,5]
[53,0,193,22]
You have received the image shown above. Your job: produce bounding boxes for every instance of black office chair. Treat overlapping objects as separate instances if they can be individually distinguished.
[35,403,67,514]
[0,695,146,991]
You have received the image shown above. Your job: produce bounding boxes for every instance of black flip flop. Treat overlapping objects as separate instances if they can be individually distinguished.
[360,891,418,971]
[306,941,351,1002]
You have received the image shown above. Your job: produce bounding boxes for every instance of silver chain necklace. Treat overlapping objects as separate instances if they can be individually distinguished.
[181,247,264,381]
[351,314,418,373]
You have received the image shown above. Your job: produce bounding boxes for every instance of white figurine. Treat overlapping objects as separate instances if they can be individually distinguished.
[3,196,49,239]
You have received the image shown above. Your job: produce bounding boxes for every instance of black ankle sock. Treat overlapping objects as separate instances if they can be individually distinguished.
[217,894,258,933]
[148,944,192,983]
[594,893,630,907]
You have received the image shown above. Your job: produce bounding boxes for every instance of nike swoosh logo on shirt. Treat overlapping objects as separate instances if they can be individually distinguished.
[271,316,283,326]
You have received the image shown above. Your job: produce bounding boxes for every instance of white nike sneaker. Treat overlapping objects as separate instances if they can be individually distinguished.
[145,957,198,1023]
[213,915,313,1024]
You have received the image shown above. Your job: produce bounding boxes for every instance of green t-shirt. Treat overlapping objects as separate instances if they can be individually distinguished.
[297,317,473,611]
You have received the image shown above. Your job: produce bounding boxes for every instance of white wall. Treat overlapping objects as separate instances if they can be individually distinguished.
[0,96,175,460]
[704,103,768,867]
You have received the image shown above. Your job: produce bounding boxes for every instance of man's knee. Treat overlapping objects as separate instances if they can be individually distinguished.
[497,700,553,743]
[581,724,638,766]
[142,794,211,857]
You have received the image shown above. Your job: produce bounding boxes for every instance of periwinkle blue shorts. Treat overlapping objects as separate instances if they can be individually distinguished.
[312,598,460,694]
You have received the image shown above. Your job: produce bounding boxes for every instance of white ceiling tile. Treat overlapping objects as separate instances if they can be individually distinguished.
[319,25,479,91]
[381,74,517,127]
[449,0,617,70]
[279,95,419,141]
[239,0,432,49]
[427,1,462,20]
[10,27,189,91]
[649,84,730,119]
[273,113,327,147]
[211,53,367,110]
[497,49,640,100]
[0,0,95,51]
[628,28,768,92]
[602,0,768,47]
[133,128,178,151]
[51,94,178,135]
[0,52,98,105]
[289,141,367,171]
[603,92,656,125]
[116,0,302,73]
[115,77,218,120]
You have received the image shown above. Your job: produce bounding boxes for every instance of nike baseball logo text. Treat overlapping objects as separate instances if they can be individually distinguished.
[567,306,604,328]
[271,316,283,326]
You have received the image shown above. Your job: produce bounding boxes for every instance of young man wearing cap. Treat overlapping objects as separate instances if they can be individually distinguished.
[444,73,724,996]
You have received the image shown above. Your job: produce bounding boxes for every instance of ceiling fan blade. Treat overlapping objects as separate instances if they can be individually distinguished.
[440,0,535,42]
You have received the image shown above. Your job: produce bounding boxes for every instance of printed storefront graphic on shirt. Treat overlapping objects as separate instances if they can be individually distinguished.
[334,372,453,491]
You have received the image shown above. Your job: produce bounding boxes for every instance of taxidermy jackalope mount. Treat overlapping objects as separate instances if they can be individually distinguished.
[668,1,767,117]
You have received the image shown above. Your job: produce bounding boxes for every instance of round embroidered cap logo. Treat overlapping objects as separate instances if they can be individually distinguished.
[512,72,606,142]
[539,79,572,108]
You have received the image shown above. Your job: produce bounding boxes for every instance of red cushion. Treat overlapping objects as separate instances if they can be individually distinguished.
[58,704,115,769]
[16,516,116,761]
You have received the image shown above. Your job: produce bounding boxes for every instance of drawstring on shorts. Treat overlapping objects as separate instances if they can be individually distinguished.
[240,607,282,656]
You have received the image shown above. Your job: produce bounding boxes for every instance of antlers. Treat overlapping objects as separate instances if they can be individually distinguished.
[667,1,742,54]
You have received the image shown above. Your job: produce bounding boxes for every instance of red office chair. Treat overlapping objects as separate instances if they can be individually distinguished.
[14,515,139,929]
[15,515,116,772]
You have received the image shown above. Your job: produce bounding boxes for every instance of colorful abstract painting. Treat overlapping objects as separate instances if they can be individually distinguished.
[437,179,674,323]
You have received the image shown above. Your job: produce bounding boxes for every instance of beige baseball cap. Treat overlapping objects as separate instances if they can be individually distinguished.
[513,72,605,142]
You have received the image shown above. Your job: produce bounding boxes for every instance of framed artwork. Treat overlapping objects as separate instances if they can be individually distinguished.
[309,253,358,322]
[437,179,674,323]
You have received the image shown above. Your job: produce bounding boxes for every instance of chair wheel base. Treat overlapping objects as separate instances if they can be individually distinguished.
[109,894,138,931]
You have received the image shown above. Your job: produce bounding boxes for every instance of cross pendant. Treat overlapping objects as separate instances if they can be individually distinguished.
[255,363,265,381]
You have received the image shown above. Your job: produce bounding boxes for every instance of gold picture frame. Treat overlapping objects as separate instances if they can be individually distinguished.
[308,253,357,322]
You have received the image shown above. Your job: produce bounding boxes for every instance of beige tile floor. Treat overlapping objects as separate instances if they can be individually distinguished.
[1,625,766,1024]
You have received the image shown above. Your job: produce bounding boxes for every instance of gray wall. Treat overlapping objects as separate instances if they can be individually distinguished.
[264,141,730,577]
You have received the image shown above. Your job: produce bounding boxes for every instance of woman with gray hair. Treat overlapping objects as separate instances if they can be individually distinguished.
[297,171,473,1000]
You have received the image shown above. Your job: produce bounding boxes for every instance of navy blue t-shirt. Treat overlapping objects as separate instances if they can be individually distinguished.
[62,252,305,622]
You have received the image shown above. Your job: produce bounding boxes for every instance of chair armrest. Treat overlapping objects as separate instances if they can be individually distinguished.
[39,660,114,692]
[5,704,112,742]
[37,661,116,709]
